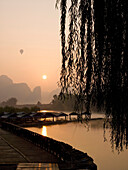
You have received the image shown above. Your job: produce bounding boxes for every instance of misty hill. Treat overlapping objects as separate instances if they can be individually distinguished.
[0,75,41,104]
[42,88,60,104]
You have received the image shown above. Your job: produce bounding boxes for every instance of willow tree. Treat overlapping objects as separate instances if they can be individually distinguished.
[56,0,128,118]
[56,0,128,152]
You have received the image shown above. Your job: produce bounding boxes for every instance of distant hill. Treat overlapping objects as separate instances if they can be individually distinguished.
[42,88,60,104]
[0,75,41,104]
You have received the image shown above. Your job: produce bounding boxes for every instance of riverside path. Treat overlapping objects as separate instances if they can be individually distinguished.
[0,122,97,170]
[0,127,59,170]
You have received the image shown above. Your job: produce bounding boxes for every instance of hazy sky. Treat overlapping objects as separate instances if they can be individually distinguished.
[0,0,61,93]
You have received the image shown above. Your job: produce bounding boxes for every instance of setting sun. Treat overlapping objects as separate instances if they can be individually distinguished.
[42,75,47,80]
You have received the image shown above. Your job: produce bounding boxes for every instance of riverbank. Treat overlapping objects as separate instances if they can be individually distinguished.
[1,121,97,170]
[19,118,104,127]
[26,119,128,170]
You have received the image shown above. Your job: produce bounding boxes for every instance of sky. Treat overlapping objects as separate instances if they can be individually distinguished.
[0,0,61,95]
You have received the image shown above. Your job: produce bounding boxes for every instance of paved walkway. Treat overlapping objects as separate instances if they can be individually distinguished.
[0,128,59,170]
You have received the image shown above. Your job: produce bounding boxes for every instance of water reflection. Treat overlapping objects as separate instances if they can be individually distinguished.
[41,126,47,136]
[17,163,59,169]
[26,119,128,170]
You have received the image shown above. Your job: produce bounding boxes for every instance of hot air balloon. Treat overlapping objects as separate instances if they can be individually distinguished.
[20,49,24,55]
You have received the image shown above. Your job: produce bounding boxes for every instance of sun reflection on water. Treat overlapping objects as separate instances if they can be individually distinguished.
[41,126,47,136]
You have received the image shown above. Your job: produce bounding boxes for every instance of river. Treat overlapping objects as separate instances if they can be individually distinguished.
[26,112,128,170]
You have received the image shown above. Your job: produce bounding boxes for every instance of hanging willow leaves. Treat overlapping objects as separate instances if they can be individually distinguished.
[56,0,128,152]
[56,0,128,115]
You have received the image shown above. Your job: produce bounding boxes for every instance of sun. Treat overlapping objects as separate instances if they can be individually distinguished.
[42,75,47,80]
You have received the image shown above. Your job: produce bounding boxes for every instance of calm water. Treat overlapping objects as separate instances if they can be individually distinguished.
[26,114,128,170]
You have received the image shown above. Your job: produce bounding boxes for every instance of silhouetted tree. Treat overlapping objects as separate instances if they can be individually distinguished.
[56,0,128,151]
[31,106,40,112]
[56,0,128,114]
[56,0,94,113]
[51,93,76,111]
[1,98,17,107]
